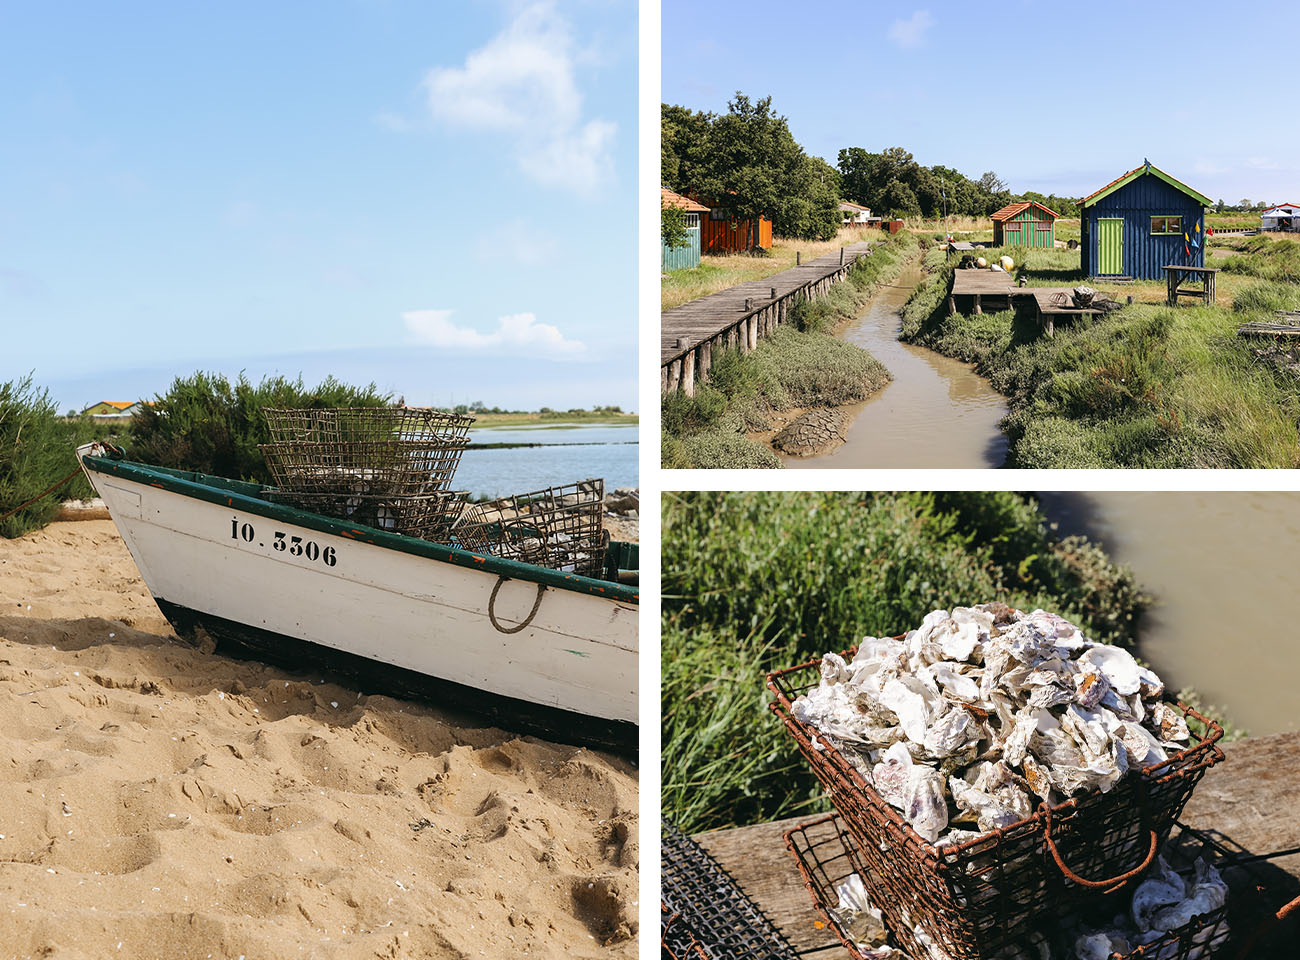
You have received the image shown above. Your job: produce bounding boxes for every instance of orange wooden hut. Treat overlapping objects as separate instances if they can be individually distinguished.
[692,193,773,254]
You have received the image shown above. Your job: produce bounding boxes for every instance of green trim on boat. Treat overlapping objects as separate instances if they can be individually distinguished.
[82,455,639,605]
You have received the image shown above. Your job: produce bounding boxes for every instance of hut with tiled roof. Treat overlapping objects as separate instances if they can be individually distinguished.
[991,200,1059,248]
[1079,162,1212,279]
[661,187,708,271]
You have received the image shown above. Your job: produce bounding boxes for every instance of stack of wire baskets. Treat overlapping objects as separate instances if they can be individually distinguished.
[766,645,1226,960]
[260,407,474,540]
[456,479,609,579]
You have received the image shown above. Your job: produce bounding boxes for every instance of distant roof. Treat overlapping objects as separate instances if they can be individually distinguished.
[1080,162,1213,209]
[990,200,1060,221]
[89,400,134,410]
[839,200,871,212]
[661,187,709,212]
[1262,203,1300,214]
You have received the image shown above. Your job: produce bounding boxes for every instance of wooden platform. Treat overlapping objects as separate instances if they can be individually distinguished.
[661,241,875,367]
[1029,288,1106,337]
[1163,264,1219,307]
[691,733,1300,958]
[947,268,1015,315]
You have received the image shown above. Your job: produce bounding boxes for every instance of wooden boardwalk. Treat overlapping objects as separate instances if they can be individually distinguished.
[661,242,876,395]
[690,733,1300,958]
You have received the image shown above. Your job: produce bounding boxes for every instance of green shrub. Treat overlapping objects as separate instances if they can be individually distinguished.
[128,372,391,484]
[0,376,110,538]
[661,491,1149,832]
[1232,279,1300,314]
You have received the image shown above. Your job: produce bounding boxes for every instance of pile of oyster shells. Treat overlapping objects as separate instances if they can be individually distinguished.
[833,854,1228,960]
[792,604,1192,845]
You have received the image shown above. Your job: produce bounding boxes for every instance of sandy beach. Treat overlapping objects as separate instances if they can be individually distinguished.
[0,520,638,959]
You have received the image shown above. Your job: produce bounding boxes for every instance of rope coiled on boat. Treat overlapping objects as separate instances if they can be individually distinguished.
[487,577,546,634]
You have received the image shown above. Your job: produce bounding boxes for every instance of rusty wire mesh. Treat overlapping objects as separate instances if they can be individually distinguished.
[456,479,608,577]
[260,407,473,498]
[786,814,1290,960]
[261,488,471,540]
[767,649,1225,960]
[661,821,800,960]
[661,905,710,960]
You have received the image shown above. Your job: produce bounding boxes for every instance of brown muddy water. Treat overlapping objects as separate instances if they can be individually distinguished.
[1037,491,1300,736]
[786,263,1009,469]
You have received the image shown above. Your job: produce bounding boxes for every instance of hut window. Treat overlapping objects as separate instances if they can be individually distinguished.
[1150,216,1182,235]
[1037,221,1052,231]
[685,213,699,228]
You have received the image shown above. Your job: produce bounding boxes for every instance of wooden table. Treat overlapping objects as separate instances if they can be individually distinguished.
[948,268,1015,315]
[1163,264,1219,307]
[691,733,1300,958]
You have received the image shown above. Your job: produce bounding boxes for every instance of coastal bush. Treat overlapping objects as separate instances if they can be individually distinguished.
[1232,279,1300,315]
[661,491,1149,832]
[1220,235,1300,283]
[128,372,391,484]
[0,376,110,538]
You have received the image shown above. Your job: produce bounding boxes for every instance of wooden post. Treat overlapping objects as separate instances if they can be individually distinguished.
[1207,271,1216,306]
[1167,268,1177,307]
[948,294,957,316]
[666,358,682,393]
[796,251,801,266]
[747,316,758,351]
[727,326,737,351]
[974,293,983,315]
[676,337,687,349]
[682,348,695,397]
[660,364,668,393]
[840,247,844,265]
[744,297,753,311]
[770,287,777,300]
[699,339,712,381]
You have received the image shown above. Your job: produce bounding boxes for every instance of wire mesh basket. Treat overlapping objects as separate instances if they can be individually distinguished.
[262,488,471,540]
[661,904,711,960]
[456,479,608,577]
[260,407,474,498]
[785,814,1295,960]
[662,820,800,960]
[767,648,1225,960]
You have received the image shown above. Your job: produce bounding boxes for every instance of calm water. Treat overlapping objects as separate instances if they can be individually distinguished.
[788,263,1009,469]
[1037,492,1300,736]
[454,423,637,498]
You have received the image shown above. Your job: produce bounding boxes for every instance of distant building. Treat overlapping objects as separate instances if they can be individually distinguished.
[1261,203,1300,232]
[661,187,708,271]
[83,400,147,419]
[692,193,773,254]
[838,200,878,225]
[990,200,1059,248]
[1079,162,1212,279]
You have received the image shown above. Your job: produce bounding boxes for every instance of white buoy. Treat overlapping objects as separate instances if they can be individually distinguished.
[976,256,988,268]
[1000,255,1015,272]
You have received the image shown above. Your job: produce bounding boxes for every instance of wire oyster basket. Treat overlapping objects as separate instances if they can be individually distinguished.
[785,814,1296,960]
[661,820,801,960]
[767,649,1225,960]
[456,479,608,578]
[259,407,475,539]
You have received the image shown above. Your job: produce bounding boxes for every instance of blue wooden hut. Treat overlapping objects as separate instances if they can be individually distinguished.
[1079,162,1213,280]
[661,187,707,271]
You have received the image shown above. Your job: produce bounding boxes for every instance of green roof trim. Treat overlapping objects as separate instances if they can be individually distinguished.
[1081,163,1213,210]
[81,455,639,605]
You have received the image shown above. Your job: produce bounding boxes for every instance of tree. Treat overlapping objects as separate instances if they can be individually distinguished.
[661,201,690,250]
[1240,198,1251,210]
[879,178,921,218]
[977,171,1008,194]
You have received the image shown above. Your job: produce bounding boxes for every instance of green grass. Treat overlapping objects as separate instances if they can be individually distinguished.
[661,491,1151,833]
[901,247,1300,468]
[662,232,916,468]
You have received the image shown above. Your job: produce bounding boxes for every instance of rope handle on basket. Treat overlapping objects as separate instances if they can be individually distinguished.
[1041,801,1157,892]
[487,576,546,634]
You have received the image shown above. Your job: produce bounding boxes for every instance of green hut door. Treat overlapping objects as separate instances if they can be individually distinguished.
[1098,218,1123,274]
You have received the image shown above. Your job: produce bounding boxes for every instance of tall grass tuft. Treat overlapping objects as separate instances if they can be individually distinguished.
[661,492,1150,833]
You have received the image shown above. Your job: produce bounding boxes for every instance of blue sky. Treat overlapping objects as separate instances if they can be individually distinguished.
[1,1,637,413]
[663,0,1300,206]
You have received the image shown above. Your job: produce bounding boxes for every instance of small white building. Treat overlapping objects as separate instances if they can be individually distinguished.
[839,200,878,224]
[1261,203,1300,232]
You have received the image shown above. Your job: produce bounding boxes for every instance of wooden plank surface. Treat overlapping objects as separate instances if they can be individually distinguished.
[1031,288,1104,317]
[950,269,1016,295]
[660,242,875,364]
[690,734,1300,959]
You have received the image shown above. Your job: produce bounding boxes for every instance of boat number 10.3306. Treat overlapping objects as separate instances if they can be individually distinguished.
[230,518,338,566]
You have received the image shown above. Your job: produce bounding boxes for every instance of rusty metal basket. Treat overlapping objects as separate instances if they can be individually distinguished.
[661,820,800,960]
[261,488,470,540]
[260,407,474,498]
[767,649,1225,960]
[661,904,710,960]
[456,479,608,577]
[785,814,1298,960]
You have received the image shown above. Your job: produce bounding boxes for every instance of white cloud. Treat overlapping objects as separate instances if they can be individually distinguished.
[1245,156,1282,171]
[474,218,561,266]
[888,10,934,49]
[423,1,614,196]
[403,309,586,357]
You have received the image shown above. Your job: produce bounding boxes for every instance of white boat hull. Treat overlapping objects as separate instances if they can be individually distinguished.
[79,451,637,747]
